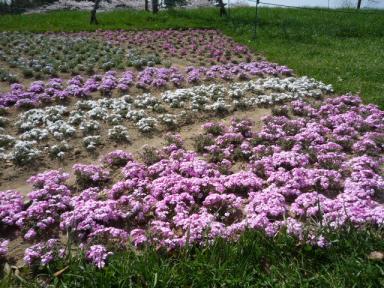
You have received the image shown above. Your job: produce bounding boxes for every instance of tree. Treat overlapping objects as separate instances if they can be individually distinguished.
[217,0,227,16]
[357,0,362,8]
[90,0,111,24]
[152,0,159,13]
[90,0,101,24]
[209,0,227,17]
[145,0,149,11]
[163,0,188,8]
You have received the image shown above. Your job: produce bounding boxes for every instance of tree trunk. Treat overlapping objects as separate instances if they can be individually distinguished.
[145,0,149,11]
[357,0,362,9]
[217,0,227,17]
[152,0,159,13]
[90,0,101,25]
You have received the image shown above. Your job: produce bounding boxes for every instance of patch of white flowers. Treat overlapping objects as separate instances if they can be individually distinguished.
[134,94,160,109]
[87,107,109,120]
[136,117,158,133]
[204,98,232,114]
[161,76,332,110]
[126,109,147,122]
[49,141,71,159]
[20,128,49,141]
[79,120,100,136]
[83,135,101,151]
[158,114,178,130]
[0,116,8,127]
[108,125,131,142]
[11,140,41,165]
[47,120,76,140]
[0,134,15,148]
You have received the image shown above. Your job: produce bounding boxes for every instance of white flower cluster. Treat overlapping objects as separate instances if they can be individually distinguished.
[108,125,131,142]
[50,141,71,159]
[162,76,332,110]
[0,116,8,127]
[11,140,41,164]
[26,0,142,14]
[20,128,49,141]
[136,117,158,133]
[83,136,101,151]
[134,94,161,109]
[80,120,100,136]
[204,98,232,114]
[0,134,15,148]
[158,114,178,130]
[47,120,76,140]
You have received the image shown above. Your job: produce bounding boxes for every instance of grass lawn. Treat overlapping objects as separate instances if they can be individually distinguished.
[0,7,383,108]
[0,7,384,287]
[1,228,384,287]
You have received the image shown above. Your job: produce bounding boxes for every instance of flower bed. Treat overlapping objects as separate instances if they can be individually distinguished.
[66,29,255,66]
[0,32,161,82]
[0,29,260,84]
[0,95,382,268]
[0,62,293,109]
[0,77,332,164]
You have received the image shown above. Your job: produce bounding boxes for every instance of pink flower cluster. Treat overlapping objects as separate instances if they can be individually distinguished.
[0,95,382,267]
[73,164,110,186]
[0,240,9,257]
[23,238,64,266]
[86,244,113,269]
[0,62,292,109]
[16,171,72,240]
[0,190,24,227]
[101,150,134,167]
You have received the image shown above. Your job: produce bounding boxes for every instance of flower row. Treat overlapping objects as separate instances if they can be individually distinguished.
[0,32,161,81]
[0,77,332,164]
[0,95,383,268]
[0,29,260,83]
[0,62,293,109]
[64,29,255,66]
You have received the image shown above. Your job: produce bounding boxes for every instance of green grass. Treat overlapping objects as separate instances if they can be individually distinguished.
[0,7,383,108]
[0,7,384,287]
[2,228,384,287]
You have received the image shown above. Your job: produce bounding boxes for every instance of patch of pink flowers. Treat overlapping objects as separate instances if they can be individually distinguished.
[0,190,24,227]
[101,150,134,167]
[86,244,113,269]
[0,95,383,268]
[73,164,110,187]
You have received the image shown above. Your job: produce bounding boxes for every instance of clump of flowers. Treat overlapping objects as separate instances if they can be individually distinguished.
[0,190,24,227]
[27,170,70,188]
[24,239,65,266]
[101,150,133,167]
[108,125,131,142]
[83,135,101,151]
[86,245,113,269]
[0,240,9,258]
[11,140,41,165]
[73,164,110,187]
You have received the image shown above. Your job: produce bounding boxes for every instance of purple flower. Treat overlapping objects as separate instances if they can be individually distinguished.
[86,245,113,269]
